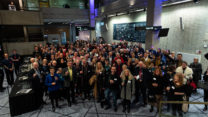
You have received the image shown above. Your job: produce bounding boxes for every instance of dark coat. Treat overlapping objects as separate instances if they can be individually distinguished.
[149,75,164,95]
[107,73,120,90]
[189,62,202,81]
[133,67,152,88]
[62,67,77,88]
[28,68,43,91]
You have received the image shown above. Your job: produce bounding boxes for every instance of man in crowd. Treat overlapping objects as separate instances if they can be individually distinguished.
[2,53,14,86]
[104,66,120,112]
[63,61,77,105]
[190,58,202,92]
[10,49,21,75]
[28,62,45,106]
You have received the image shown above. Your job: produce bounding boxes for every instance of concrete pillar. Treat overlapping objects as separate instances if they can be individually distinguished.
[145,0,162,50]
[90,0,95,27]
[19,0,24,11]
[23,26,29,42]
[70,24,76,43]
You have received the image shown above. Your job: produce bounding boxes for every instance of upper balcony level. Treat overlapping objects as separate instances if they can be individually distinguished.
[0,0,90,25]
[0,0,88,11]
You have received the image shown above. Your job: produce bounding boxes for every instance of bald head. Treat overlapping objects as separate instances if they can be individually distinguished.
[33,62,39,69]
[30,58,35,63]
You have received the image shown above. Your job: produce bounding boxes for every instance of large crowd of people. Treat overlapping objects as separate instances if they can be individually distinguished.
[0,40,206,116]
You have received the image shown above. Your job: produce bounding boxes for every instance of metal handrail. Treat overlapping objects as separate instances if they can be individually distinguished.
[158,101,208,117]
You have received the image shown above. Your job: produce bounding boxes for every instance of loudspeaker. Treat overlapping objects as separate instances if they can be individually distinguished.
[180,17,184,30]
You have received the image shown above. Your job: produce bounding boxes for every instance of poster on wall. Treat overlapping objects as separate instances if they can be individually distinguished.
[113,22,146,43]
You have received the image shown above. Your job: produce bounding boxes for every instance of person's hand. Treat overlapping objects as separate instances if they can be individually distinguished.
[65,71,69,76]
[139,79,142,82]
[166,86,170,91]
[152,83,158,87]
[51,82,56,85]
[174,92,181,95]
[33,74,37,78]
[122,82,125,86]
[55,76,58,81]
[80,71,83,74]
[110,80,114,84]
[9,68,13,71]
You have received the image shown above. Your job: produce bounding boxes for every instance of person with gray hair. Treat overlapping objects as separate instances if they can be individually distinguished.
[28,62,45,106]
[190,58,202,92]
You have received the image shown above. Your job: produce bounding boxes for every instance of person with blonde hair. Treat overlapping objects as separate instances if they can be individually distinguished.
[149,67,164,112]
[166,73,188,116]
[95,62,106,108]
[120,69,135,113]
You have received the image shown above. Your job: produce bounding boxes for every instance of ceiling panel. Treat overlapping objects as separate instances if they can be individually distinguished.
[98,0,192,17]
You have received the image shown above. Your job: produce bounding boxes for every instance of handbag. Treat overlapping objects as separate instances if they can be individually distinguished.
[148,93,156,103]
[190,81,197,90]
[197,80,208,90]
[182,95,189,112]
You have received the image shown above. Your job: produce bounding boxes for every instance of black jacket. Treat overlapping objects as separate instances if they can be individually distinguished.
[107,73,120,90]
[149,75,164,95]
[28,68,43,91]
[133,67,152,87]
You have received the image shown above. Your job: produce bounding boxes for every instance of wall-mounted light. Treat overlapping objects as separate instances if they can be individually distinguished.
[193,0,199,3]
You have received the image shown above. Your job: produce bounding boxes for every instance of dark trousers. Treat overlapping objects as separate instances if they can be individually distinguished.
[49,90,59,108]
[5,69,14,85]
[135,82,147,104]
[0,70,4,88]
[172,104,182,115]
[14,64,20,75]
[64,87,71,105]
[105,88,118,108]
[98,87,105,102]
[70,82,75,102]
[204,89,208,108]
[34,89,44,106]
[123,99,131,110]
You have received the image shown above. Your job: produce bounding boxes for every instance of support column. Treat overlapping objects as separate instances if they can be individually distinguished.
[145,0,162,50]
[90,0,95,27]
[19,0,24,11]
[23,26,29,42]
[70,24,76,43]
[89,0,96,43]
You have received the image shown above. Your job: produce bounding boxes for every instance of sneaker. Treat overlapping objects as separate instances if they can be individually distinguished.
[114,108,117,112]
[52,107,55,112]
[104,105,111,110]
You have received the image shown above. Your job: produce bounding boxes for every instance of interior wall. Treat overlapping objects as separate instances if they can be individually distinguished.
[160,0,208,72]
[101,12,146,44]
[44,27,70,41]
[99,0,208,71]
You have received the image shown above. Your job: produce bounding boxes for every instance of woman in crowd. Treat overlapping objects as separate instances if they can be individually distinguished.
[149,68,164,112]
[45,67,61,112]
[120,69,135,113]
[166,73,187,116]
[95,62,106,108]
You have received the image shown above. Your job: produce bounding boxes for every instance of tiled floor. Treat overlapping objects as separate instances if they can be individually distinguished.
[0,73,207,117]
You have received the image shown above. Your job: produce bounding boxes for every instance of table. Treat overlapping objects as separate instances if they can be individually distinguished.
[9,77,41,116]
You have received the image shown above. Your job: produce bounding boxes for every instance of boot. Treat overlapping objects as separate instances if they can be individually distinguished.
[122,106,126,113]
[203,105,207,111]
[122,100,126,113]
[149,105,154,112]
